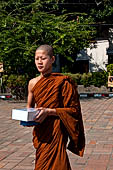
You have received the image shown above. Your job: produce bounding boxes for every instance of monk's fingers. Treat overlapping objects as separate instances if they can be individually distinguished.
[37,107,44,111]
[34,110,47,123]
[34,114,45,123]
[34,110,44,120]
[35,108,44,116]
[35,117,43,123]
[35,109,41,117]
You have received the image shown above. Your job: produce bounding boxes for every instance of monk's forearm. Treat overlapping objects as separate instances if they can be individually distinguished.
[48,108,57,116]
[48,107,79,117]
[27,104,35,108]
[55,107,80,117]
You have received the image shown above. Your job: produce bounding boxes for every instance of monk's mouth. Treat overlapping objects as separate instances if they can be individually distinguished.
[38,66,43,69]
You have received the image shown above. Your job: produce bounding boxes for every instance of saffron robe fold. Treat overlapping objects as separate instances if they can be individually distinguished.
[31,73,85,170]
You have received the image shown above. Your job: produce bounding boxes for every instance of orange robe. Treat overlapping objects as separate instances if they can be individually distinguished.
[31,73,85,170]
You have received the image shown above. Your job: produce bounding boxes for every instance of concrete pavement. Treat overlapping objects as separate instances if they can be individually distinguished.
[0,98,113,170]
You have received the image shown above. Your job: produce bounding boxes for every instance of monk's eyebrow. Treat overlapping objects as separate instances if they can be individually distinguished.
[35,56,44,59]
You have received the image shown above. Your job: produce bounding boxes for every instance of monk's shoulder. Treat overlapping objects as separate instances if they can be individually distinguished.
[28,76,41,90]
[52,74,64,82]
[57,74,77,87]
[51,73,77,87]
[52,73,67,80]
[54,73,69,81]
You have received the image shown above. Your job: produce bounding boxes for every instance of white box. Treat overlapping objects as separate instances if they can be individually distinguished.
[12,108,39,121]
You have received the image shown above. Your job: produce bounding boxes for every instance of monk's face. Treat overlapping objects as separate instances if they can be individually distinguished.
[35,50,55,75]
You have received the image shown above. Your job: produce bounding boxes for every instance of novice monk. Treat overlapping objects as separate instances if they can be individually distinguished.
[27,44,85,170]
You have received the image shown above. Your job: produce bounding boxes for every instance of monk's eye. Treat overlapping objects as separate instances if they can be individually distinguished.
[35,57,39,60]
[42,57,47,60]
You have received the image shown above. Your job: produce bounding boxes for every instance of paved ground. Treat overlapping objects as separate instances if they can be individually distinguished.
[0,98,113,170]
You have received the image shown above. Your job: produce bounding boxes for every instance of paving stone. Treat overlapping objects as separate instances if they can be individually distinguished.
[0,99,113,169]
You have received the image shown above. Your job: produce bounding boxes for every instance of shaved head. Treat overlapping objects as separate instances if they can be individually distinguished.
[36,45,53,58]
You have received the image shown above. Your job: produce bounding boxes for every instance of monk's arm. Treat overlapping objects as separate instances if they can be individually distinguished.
[56,79,81,117]
[35,79,80,122]
[55,79,85,157]
[34,108,57,123]
[27,80,35,108]
[47,108,57,116]
[35,79,80,119]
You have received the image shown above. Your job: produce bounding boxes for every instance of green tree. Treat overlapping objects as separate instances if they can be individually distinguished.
[91,0,113,23]
[0,0,96,75]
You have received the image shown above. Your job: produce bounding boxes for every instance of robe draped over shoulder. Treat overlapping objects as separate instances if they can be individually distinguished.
[31,73,85,170]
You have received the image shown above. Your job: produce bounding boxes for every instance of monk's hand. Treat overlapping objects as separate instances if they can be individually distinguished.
[33,107,57,123]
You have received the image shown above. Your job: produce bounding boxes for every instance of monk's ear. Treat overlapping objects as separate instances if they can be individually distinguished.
[51,56,55,63]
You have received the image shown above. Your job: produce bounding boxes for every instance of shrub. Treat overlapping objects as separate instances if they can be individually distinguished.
[107,64,113,76]
[1,71,109,99]
[63,71,108,87]
[3,74,28,100]
[80,73,92,87]
[1,74,9,93]
[91,71,108,87]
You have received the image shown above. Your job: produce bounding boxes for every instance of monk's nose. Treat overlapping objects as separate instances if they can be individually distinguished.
[39,58,42,63]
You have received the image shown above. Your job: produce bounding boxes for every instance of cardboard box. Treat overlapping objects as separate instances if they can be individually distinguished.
[12,108,39,121]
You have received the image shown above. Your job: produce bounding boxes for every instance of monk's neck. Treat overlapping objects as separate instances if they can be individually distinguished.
[40,71,52,78]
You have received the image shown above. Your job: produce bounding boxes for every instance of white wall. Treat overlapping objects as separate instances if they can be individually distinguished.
[87,40,109,72]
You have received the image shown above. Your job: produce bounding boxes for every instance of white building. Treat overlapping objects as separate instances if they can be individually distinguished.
[76,28,113,73]
[87,40,109,72]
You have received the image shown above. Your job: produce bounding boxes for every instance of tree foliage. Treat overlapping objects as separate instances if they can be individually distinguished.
[0,0,98,75]
[91,0,113,23]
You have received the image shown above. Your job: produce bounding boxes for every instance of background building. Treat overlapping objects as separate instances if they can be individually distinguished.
[76,27,113,73]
